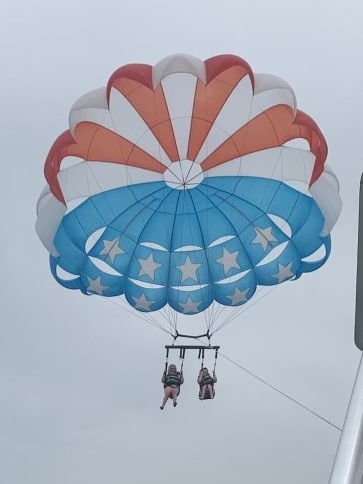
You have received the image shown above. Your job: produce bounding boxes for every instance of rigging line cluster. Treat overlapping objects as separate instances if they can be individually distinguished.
[104,296,174,336]
[103,273,283,341]
[211,284,282,336]
[103,291,340,432]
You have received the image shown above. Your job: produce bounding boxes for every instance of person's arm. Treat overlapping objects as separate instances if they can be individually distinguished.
[197,373,203,384]
[161,372,166,383]
[213,371,217,383]
[179,372,184,385]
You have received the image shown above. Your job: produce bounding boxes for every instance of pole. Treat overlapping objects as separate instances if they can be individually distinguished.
[329,174,363,484]
[329,354,363,484]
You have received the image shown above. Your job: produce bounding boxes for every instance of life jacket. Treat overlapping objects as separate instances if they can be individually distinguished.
[164,371,181,387]
[202,374,214,385]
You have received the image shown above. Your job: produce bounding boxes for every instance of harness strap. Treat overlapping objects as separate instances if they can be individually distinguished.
[200,348,205,369]
[213,347,219,372]
[164,347,170,373]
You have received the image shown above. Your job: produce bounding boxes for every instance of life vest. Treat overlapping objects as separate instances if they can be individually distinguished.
[202,374,214,385]
[164,371,181,387]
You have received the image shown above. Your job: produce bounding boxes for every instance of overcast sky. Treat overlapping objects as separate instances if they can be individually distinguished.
[2,1,363,483]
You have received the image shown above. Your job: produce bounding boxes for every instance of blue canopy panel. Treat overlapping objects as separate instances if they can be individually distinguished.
[50,176,331,313]
[168,284,214,314]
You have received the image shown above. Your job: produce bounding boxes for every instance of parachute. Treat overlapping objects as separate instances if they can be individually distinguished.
[36,53,341,337]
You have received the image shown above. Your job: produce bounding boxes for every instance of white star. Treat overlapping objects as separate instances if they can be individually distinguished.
[177,256,201,283]
[179,296,201,314]
[100,237,125,263]
[271,262,294,283]
[226,287,249,305]
[251,226,277,251]
[87,276,109,295]
[216,247,240,275]
[138,253,162,280]
[132,293,155,311]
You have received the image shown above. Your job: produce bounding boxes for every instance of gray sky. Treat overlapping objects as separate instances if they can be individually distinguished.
[2,0,363,482]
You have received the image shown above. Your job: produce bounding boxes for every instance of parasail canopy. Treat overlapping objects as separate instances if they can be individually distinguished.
[36,53,341,334]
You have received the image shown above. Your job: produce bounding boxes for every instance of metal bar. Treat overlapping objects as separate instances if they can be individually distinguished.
[355,173,363,350]
[174,332,210,340]
[329,173,363,483]
[165,345,220,350]
[329,354,363,484]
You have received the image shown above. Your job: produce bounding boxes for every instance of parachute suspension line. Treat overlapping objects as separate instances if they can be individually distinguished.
[207,290,231,333]
[165,303,179,338]
[208,286,269,335]
[173,191,187,324]
[189,185,272,334]
[158,310,178,335]
[203,287,263,335]
[65,160,178,337]
[206,301,217,334]
[164,304,175,337]
[208,178,303,334]
[87,178,176,334]
[210,284,282,336]
[104,296,174,336]
[186,191,214,335]
[198,157,302,333]
[97,119,177,331]
[203,287,243,335]
[85,163,119,222]
[208,300,230,335]
[156,134,183,344]
[204,179,214,333]
[92,108,310,344]
[200,115,257,335]
[252,146,283,218]
[111,189,177,334]
[149,300,179,331]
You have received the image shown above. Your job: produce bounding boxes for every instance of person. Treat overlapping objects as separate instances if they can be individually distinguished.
[160,364,184,409]
[198,367,217,400]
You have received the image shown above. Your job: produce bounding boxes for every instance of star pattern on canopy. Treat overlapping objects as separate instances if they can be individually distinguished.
[132,293,155,311]
[216,247,240,275]
[251,226,277,251]
[177,255,201,283]
[226,287,249,305]
[99,237,125,263]
[138,253,162,280]
[178,296,201,314]
[87,276,109,295]
[271,262,294,283]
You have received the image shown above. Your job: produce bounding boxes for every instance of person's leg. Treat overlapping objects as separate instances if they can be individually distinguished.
[207,384,214,398]
[160,387,172,409]
[171,387,179,406]
[200,385,206,399]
